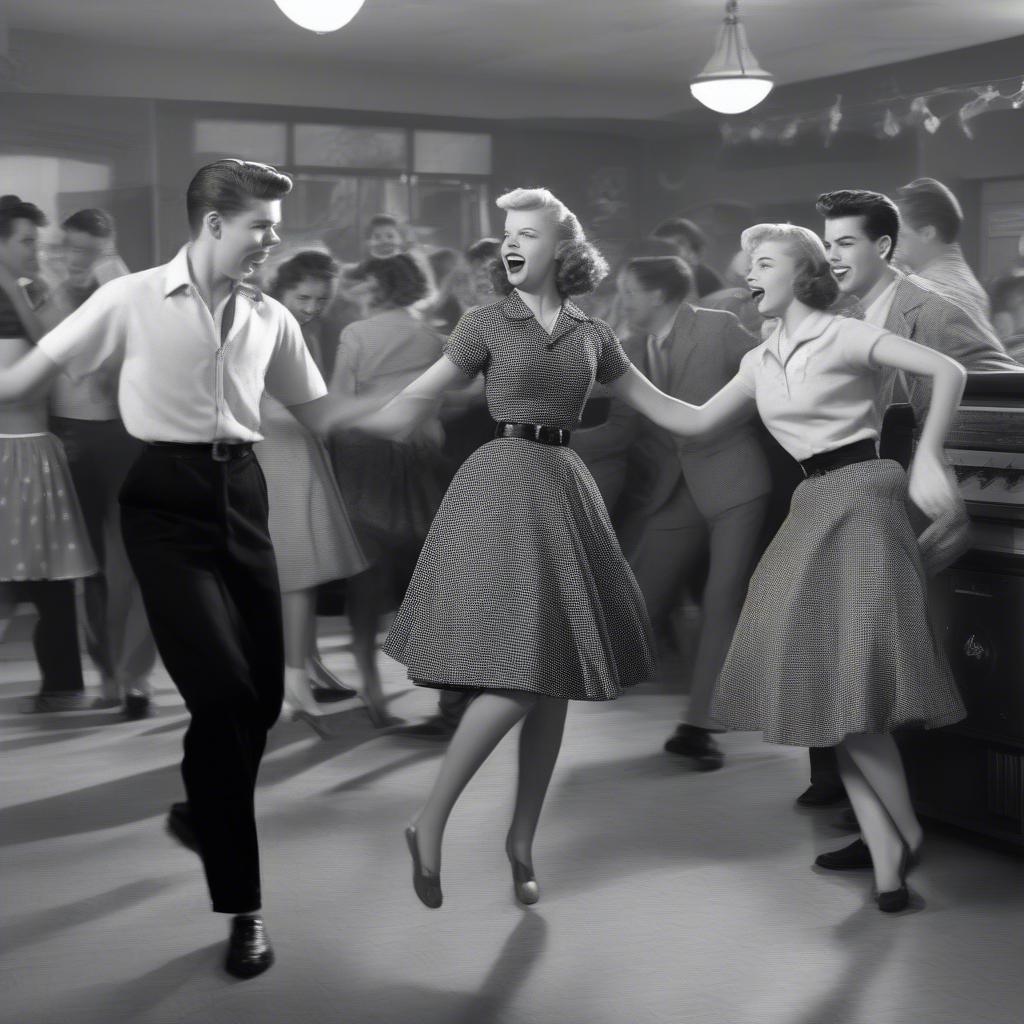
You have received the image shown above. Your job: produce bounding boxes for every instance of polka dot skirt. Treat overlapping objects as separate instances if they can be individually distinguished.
[0,433,98,581]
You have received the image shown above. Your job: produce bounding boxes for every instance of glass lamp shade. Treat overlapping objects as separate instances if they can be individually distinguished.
[690,6,774,115]
[273,0,367,33]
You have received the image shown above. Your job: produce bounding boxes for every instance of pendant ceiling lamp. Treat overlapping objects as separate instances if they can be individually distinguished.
[273,0,367,34]
[690,0,774,115]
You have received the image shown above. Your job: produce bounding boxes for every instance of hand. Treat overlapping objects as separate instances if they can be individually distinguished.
[907,447,957,520]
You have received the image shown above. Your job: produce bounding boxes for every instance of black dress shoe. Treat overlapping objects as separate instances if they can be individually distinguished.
[796,781,848,807]
[124,691,152,720]
[225,915,275,978]
[663,725,724,771]
[815,838,872,870]
[166,803,199,855]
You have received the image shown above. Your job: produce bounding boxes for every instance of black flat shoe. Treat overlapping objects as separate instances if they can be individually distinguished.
[393,716,456,740]
[166,802,199,855]
[404,826,442,909]
[796,782,848,807]
[663,725,724,771]
[225,915,275,979]
[816,837,922,873]
[311,685,358,704]
[815,838,872,871]
[877,844,911,914]
[505,837,539,906]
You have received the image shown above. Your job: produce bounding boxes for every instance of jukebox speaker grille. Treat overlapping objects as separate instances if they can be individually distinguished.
[987,749,1024,830]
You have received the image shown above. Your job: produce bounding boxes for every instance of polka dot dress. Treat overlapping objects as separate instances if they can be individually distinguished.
[0,433,97,581]
[383,293,655,701]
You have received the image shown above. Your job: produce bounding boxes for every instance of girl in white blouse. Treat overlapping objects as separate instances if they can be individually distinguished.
[606,223,968,913]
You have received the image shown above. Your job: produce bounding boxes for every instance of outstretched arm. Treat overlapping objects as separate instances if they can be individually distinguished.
[0,345,63,402]
[288,354,468,438]
[607,363,756,439]
[871,332,967,517]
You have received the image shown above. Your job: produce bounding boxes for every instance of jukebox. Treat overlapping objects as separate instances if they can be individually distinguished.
[900,372,1024,846]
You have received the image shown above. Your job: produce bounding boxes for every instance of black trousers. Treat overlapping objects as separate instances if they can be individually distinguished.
[120,446,284,914]
[1,579,84,694]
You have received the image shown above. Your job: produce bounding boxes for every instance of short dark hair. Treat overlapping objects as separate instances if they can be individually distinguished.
[365,213,403,237]
[185,159,293,236]
[623,256,693,303]
[428,247,460,282]
[0,194,47,240]
[270,250,340,300]
[815,189,900,262]
[61,208,116,239]
[651,218,707,255]
[465,237,500,265]
[895,177,963,244]
[350,252,428,308]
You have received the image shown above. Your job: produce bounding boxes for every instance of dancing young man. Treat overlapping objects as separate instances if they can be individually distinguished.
[0,160,393,978]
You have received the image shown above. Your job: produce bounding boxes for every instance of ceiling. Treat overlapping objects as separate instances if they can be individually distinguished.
[4,0,1024,110]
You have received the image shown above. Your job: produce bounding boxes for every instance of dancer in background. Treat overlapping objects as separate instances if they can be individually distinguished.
[0,195,98,714]
[368,188,656,909]
[329,252,448,728]
[0,161,396,977]
[650,218,724,298]
[257,251,369,734]
[619,223,965,912]
[45,209,157,719]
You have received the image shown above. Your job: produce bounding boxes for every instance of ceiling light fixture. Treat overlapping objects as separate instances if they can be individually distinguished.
[273,0,367,34]
[690,0,774,115]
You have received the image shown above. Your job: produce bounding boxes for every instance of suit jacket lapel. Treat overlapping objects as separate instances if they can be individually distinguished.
[883,277,926,339]
[666,303,697,396]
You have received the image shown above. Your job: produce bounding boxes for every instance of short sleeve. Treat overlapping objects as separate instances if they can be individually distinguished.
[265,304,328,406]
[594,322,631,385]
[734,348,759,397]
[330,323,362,394]
[36,277,127,379]
[838,321,887,370]
[444,310,490,377]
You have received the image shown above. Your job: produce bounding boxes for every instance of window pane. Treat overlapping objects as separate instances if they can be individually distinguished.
[414,131,491,175]
[275,173,410,265]
[410,178,490,251]
[193,120,288,165]
[294,125,407,169]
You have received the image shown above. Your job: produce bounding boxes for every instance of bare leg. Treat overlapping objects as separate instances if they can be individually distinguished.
[412,691,536,873]
[836,742,904,892]
[346,567,388,719]
[842,732,924,853]
[280,589,321,715]
[507,697,568,867]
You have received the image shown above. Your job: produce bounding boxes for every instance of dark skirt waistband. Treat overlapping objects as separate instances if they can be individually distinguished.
[799,438,879,478]
[494,422,571,446]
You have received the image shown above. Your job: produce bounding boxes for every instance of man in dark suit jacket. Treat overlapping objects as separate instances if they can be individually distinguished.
[573,256,771,770]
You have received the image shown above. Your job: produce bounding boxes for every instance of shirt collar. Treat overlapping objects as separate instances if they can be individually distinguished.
[500,289,591,324]
[163,245,263,304]
[760,309,833,364]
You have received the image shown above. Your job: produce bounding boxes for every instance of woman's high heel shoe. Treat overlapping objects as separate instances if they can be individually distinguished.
[505,837,539,906]
[404,827,442,909]
[876,842,911,914]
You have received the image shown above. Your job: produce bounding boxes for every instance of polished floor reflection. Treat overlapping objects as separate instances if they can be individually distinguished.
[1,610,1022,1024]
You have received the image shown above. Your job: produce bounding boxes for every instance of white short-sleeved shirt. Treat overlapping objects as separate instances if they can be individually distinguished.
[735,310,890,462]
[36,245,327,442]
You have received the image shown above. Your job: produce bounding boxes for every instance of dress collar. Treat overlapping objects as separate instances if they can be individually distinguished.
[500,289,591,324]
[760,309,834,365]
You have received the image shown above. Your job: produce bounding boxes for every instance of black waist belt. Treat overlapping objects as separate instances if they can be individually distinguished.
[148,441,254,462]
[799,438,879,478]
[494,422,571,446]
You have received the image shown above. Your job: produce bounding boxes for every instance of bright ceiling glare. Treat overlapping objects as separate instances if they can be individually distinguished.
[273,0,368,34]
[690,0,774,115]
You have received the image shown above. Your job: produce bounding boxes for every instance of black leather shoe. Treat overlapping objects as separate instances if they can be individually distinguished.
[124,691,152,720]
[311,684,358,704]
[404,826,442,909]
[796,781,848,807]
[815,838,872,870]
[663,725,724,771]
[877,844,911,914]
[166,803,199,855]
[225,915,275,978]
